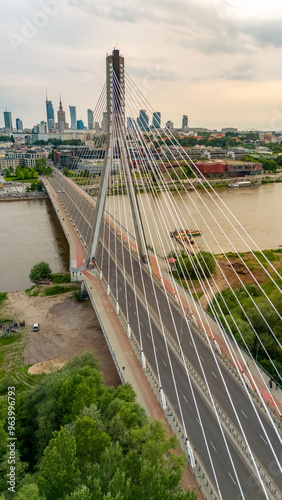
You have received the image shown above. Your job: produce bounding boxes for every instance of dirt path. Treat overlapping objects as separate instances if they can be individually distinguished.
[4,291,121,386]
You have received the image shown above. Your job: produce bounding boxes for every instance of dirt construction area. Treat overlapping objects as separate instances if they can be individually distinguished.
[4,290,121,386]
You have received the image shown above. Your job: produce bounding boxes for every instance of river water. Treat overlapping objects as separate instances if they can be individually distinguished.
[1,183,281,292]
[0,199,69,292]
[106,182,282,256]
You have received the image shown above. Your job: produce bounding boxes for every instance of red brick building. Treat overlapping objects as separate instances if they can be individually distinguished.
[195,160,262,178]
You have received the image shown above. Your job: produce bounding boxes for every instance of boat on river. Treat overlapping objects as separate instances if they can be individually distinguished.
[170,228,201,238]
[228,180,251,188]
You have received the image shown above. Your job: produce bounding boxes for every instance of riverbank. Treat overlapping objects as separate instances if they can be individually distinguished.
[0,194,47,202]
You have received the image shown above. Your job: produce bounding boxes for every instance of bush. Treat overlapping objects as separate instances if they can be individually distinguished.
[51,273,71,284]
[29,262,52,283]
[0,293,7,307]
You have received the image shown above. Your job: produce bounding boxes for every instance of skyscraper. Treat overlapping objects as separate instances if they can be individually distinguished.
[4,110,13,129]
[46,95,55,131]
[101,112,107,132]
[152,111,161,129]
[77,120,84,130]
[87,109,94,129]
[137,110,149,131]
[16,118,23,131]
[182,115,188,129]
[56,97,68,131]
[69,106,77,130]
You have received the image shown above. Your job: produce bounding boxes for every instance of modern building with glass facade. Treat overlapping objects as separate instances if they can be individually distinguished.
[69,106,77,130]
[46,98,55,130]
[137,110,149,131]
[4,111,13,129]
[152,111,161,129]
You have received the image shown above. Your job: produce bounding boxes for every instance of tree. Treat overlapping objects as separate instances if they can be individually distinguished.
[29,261,52,283]
[262,159,278,172]
[37,427,80,499]
[176,251,216,280]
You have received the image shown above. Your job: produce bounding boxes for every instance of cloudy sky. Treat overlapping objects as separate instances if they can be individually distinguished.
[1,0,282,131]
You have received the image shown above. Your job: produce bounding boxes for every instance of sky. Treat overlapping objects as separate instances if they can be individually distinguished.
[1,0,282,131]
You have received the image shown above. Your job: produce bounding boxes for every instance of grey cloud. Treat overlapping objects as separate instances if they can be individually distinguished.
[246,21,282,48]
[67,0,282,55]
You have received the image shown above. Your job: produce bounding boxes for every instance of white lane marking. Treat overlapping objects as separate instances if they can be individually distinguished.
[145,284,148,288]
[200,356,204,362]
[134,311,137,316]
[211,371,217,378]
[183,395,188,403]
[163,308,167,313]
[260,435,268,445]
[147,333,151,339]
[241,410,248,419]
[140,322,143,327]
[129,303,131,307]
[228,473,236,485]
[210,442,217,453]
[162,360,167,367]
[189,341,193,347]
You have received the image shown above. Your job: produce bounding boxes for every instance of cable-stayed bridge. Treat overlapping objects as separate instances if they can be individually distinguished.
[44,49,282,500]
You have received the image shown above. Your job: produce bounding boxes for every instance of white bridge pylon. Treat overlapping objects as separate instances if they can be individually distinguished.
[88,49,148,264]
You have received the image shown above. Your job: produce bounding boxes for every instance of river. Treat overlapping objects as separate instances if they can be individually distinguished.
[0,198,69,292]
[106,182,282,256]
[1,183,281,292]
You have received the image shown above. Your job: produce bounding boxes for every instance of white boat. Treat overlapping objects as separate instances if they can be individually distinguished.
[228,180,251,188]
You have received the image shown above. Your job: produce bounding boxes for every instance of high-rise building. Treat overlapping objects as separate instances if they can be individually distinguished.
[56,97,68,131]
[127,117,135,130]
[182,114,188,129]
[69,106,77,130]
[137,110,149,131]
[4,110,13,129]
[166,120,174,130]
[87,109,94,129]
[16,118,23,131]
[77,120,84,130]
[46,95,55,131]
[152,111,161,129]
[101,112,107,132]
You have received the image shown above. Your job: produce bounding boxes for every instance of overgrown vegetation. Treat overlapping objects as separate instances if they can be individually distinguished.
[43,285,78,296]
[175,251,216,280]
[51,273,71,284]
[0,353,197,500]
[207,273,282,379]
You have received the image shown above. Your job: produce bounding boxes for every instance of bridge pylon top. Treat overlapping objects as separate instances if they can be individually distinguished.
[88,49,148,264]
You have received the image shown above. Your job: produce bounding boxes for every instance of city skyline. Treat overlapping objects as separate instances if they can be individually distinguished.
[1,1,282,130]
